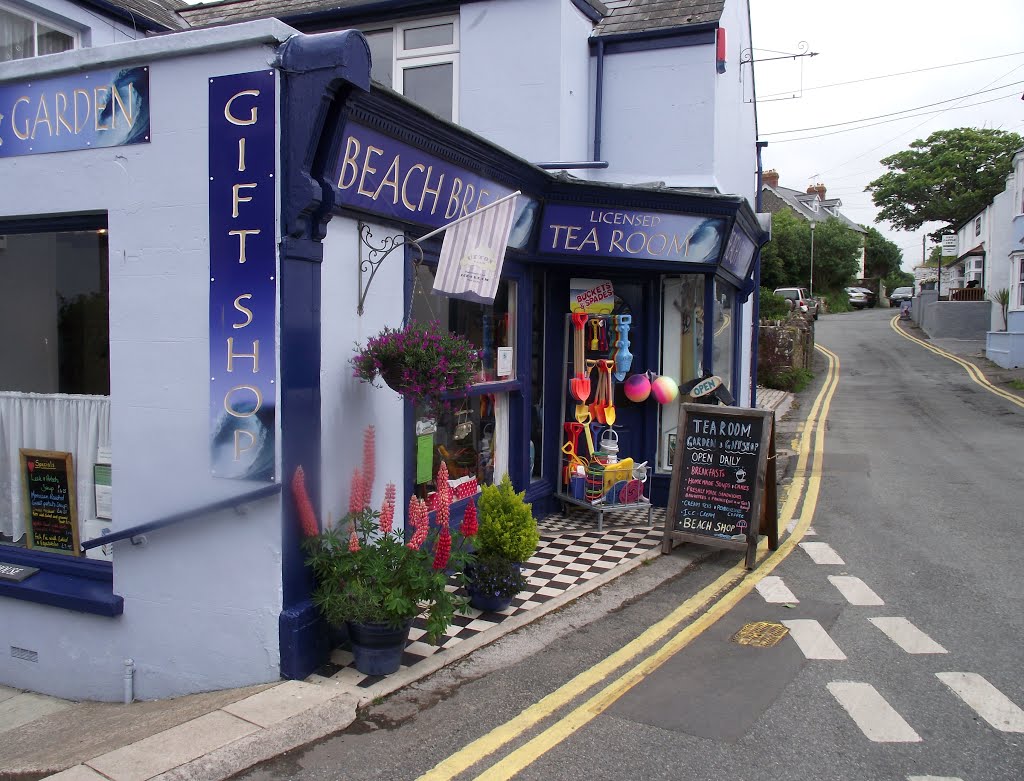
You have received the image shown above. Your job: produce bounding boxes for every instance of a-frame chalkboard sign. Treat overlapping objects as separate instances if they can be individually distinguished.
[662,404,778,569]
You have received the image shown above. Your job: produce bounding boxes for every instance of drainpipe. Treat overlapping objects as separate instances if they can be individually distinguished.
[751,141,767,407]
[594,39,605,162]
[123,658,135,704]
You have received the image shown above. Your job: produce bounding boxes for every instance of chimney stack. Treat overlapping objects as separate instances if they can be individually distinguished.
[806,182,827,201]
[764,169,780,188]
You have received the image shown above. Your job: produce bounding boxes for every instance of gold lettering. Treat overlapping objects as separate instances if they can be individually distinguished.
[419,167,443,214]
[579,227,600,252]
[223,385,263,418]
[475,189,492,211]
[548,224,570,249]
[357,145,383,198]
[226,338,259,373]
[670,234,687,256]
[73,89,90,134]
[625,232,646,254]
[31,95,52,140]
[609,229,625,253]
[55,92,72,135]
[232,294,254,329]
[237,137,246,172]
[460,183,476,217]
[401,163,425,211]
[110,83,135,129]
[647,233,668,255]
[231,183,257,218]
[337,136,360,190]
[229,229,261,263]
[224,89,260,125]
[12,96,31,140]
[446,177,463,219]
[234,430,256,461]
[94,87,110,131]
[373,154,401,204]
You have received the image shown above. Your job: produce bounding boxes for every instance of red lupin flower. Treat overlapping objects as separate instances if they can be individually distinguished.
[362,426,376,498]
[291,466,320,538]
[460,501,478,538]
[348,523,360,552]
[379,482,396,535]
[433,525,451,570]
[349,467,366,515]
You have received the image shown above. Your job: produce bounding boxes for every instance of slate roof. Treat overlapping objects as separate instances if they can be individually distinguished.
[82,0,189,31]
[763,184,867,235]
[177,0,721,34]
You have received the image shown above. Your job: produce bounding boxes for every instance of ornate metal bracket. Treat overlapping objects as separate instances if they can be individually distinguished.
[357,222,424,315]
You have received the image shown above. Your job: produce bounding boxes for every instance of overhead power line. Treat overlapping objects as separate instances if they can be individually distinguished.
[761,81,1024,136]
[758,50,1024,99]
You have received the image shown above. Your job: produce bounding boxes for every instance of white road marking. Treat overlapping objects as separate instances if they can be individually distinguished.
[907,776,964,781]
[828,575,885,605]
[805,526,817,536]
[799,541,845,564]
[869,617,947,654]
[782,619,846,660]
[937,672,1024,732]
[827,681,921,742]
[786,520,815,535]
[755,576,799,604]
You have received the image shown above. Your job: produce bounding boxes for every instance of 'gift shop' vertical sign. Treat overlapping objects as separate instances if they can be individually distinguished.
[208,70,277,481]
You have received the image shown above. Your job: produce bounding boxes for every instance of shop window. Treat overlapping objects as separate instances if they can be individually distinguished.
[409,263,514,496]
[975,216,982,237]
[1014,255,1024,311]
[658,275,704,473]
[530,273,545,480]
[0,4,75,61]
[712,281,734,394]
[361,17,459,121]
[1,228,110,548]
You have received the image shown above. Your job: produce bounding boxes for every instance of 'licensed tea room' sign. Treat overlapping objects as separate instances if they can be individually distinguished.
[20,449,80,556]
[662,405,777,568]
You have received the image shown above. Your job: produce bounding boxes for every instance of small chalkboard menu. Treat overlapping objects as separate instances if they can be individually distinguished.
[662,404,778,569]
[20,449,81,556]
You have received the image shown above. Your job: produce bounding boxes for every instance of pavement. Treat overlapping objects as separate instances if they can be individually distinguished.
[0,386,798,781]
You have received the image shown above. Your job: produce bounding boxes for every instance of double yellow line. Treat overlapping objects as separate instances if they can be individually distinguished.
[418,345,842,781]
[890,315,1024,409]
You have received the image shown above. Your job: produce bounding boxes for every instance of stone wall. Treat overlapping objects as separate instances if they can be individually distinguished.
[758,313,815,380]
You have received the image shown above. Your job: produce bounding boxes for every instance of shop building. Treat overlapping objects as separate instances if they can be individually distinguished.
[1,1,767,701]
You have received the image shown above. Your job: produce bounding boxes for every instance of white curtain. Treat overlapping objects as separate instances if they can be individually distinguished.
[493,393,509,484]
[0,392,110,542]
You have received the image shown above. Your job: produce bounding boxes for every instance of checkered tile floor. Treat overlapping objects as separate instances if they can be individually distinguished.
[310,507,666,690]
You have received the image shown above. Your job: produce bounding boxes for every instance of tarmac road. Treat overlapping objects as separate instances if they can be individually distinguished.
[236,307,1024,781]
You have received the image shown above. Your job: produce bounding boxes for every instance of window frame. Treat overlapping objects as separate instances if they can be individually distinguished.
[391,16,460,122]
[0,0,77,60]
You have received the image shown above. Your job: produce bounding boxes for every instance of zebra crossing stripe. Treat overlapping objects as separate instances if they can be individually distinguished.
[869,618,947,654]
[907,776,964,781]
[781,619,846,660]
[937,672,1024,732]
[827,681,921,742]
[828,575,884,605]
[755,576,799,604]
[799,541,845,564]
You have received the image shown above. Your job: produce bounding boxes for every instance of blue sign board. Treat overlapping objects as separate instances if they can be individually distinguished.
[331,121,538,248]
[719,226,756,280]
[209,70,277,482]
[0,66,149,158]
[538,204,726,264]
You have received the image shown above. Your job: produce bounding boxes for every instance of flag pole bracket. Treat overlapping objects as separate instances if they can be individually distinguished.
[357,222,424,316]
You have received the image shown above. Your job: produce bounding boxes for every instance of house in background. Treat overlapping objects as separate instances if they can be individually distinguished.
[761,170,868,277]
[985,147,1024,368]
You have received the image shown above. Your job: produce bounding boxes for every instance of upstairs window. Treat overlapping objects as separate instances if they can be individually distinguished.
[363,17,459,122]
[0,4,75,62]
[975,216,982,236]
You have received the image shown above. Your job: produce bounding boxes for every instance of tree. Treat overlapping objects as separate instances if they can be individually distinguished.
[759,210,862,292]
[863,226,903,280]
[867,128,1023,240]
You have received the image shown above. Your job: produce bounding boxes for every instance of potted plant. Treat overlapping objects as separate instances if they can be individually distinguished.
[350,320,479,412]
[291,427,475,675]
[466,475,540,612]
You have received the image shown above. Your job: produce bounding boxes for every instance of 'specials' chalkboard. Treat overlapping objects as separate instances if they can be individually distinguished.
[663,404,777,568]
[20,449,81,556]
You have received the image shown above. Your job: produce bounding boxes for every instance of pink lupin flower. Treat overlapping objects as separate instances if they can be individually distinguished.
[379,482,396,535]
[436,461,450,495]
[433,525,451,570]
[460,501,478,538]
[348,467,366,515]
[348,522,361,552]
[362,426,376,498]
[408,498,429,550]
[290,466,320,538]
[406,495,422,549]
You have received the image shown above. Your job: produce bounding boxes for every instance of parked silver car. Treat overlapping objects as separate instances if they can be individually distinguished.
[844,287,868,309]
[774,287,819,320]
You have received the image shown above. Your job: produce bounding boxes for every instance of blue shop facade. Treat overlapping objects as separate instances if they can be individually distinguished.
[0,22,766,700]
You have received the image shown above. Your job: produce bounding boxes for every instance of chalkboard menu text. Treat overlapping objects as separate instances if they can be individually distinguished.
[20,449,81,556]
[663,405,777,568]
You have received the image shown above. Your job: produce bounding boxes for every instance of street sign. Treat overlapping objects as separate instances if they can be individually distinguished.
[941,234,958,257]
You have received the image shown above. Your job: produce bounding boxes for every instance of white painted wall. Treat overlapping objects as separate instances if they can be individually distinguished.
[985,172,1016,331]
[459,0,591,162]
[10,0,149,49]
[713,0,757,203]
[0,21,295,701]
[320,218,407,528]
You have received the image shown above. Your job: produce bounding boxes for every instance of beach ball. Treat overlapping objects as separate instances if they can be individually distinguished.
[624,373,651,402]
[650,375,679,404]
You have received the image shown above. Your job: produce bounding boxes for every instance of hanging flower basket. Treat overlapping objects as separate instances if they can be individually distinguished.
[351,321,479,411]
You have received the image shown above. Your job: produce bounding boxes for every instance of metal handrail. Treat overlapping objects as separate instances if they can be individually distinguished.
[80,483,282,550]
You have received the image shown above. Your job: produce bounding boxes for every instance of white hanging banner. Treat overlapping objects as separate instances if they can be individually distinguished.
[429,192,520,304]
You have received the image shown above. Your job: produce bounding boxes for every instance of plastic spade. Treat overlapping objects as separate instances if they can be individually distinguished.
[570,312,590,401]
[600,359,617,425]
[613,315,633,381]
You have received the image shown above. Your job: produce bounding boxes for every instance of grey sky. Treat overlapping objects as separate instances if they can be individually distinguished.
[750,0,1024,272]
